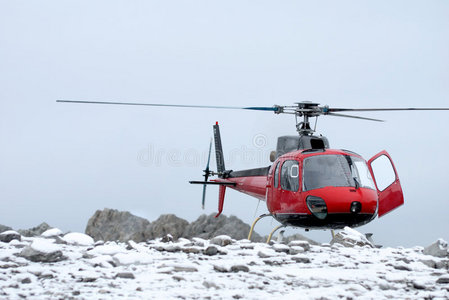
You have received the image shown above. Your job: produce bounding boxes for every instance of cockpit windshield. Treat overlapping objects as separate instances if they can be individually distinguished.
[303,155,375,191]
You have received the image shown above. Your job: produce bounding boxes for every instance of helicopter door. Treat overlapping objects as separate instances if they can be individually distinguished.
[368,150,404,217]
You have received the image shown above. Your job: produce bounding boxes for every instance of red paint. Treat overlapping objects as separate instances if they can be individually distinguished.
[368,150,404,217]
[211,148,404,228]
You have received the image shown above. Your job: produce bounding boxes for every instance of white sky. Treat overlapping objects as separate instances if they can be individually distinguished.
[1,0,448,247]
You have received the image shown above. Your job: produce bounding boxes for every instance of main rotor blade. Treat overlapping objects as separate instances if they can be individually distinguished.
[56,100,279,112]
[328,107,449,112]
[327,112,384,122]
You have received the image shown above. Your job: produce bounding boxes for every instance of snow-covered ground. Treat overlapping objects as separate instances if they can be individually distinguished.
[0,229,448,300]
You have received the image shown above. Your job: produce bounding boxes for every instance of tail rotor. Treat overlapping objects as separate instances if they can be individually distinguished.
[201,138,213,209]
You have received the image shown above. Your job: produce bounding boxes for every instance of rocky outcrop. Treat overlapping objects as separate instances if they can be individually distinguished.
[0,224,12,234]
[85,209,266,242]
[18,222,51,237]
[183,214,263,241]
[423,239,449,258]
[85,208,151,242]
[146,214,189,240]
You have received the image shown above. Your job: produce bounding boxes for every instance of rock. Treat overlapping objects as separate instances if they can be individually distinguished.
[18,222,51,237]
[412,281,427,290]
[0,225,12,234]
[204,245,218,256]
[291,255,311,264]
[0,231,21,243]
[210,235,233,247]
[183,214,262,241]
[85,208,151,242]
[213,265,229,273]
[21,278,31,284]
[420,259,437,269]
[146,214,189,240]
[173,266,198,272]
[203,280,219,289]
[161,234,174,243]
[436,276,449,284]
[19,240,65,263]
[423,239,449,258]
[182,247,202,254]
[289,246,305,255]
[272,243,290,253]
[285,234,319,246]
[115,272,135,279]
[257,249,276,258]
[288,240,311,251]
[330,227,374,248]
[230,265,249,273]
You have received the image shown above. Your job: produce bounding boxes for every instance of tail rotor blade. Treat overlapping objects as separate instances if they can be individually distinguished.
[201,184,207,210]
[201,138,213,209]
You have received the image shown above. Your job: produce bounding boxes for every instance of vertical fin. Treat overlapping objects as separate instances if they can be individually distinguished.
[213,122,226,177]
[215,185,226,218]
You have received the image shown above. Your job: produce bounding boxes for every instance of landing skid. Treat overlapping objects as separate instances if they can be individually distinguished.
[247,214,288,243]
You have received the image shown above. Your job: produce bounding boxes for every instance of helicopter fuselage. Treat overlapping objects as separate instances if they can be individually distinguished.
[215,148,403,229]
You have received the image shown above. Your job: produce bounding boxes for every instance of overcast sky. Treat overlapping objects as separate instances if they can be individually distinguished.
[1,0,448,247]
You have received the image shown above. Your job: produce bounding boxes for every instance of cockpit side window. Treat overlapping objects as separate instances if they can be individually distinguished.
[281,160,299,192]
[274,162,280,188]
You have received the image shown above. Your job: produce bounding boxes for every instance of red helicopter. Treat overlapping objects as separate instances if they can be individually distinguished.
[57,100,449,241]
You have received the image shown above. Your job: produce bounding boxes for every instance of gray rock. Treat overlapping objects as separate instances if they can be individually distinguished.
[182,247,201,254]
[420,259,437,269]
[213,265,229,273]
[0,231,21,243]
[19,246,65,263]
[203,280,219,289]
[204,245,218,256]
[288,240,311,250]
[423,239,449,258]
[18,223,51,237]
[330,228,374,248]
[146,214,188,240]
[0,225,12,234]
[436,276,449,284]
[173,266,197,272]
[210,235,233,247]
[161,234,174,243]
[183,214,262,241]
[230,265,249,272]
[291,255,311,264]
[115,272,135,279]
[85,208,151,242]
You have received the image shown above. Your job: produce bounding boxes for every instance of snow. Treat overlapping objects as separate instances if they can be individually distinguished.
[0,230,448,299]
[30,238,62,253]
[41,228,63,237]
[0,230,19,235]
[62,232,94,246]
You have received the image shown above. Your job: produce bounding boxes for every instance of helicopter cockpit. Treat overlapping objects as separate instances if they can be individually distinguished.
[302,154,375,191]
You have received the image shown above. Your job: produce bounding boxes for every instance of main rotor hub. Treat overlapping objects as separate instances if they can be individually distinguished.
[292,102,326,136]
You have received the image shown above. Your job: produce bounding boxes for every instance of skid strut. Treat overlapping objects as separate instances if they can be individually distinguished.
[247,213,272,241]
[266,224,287,243]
